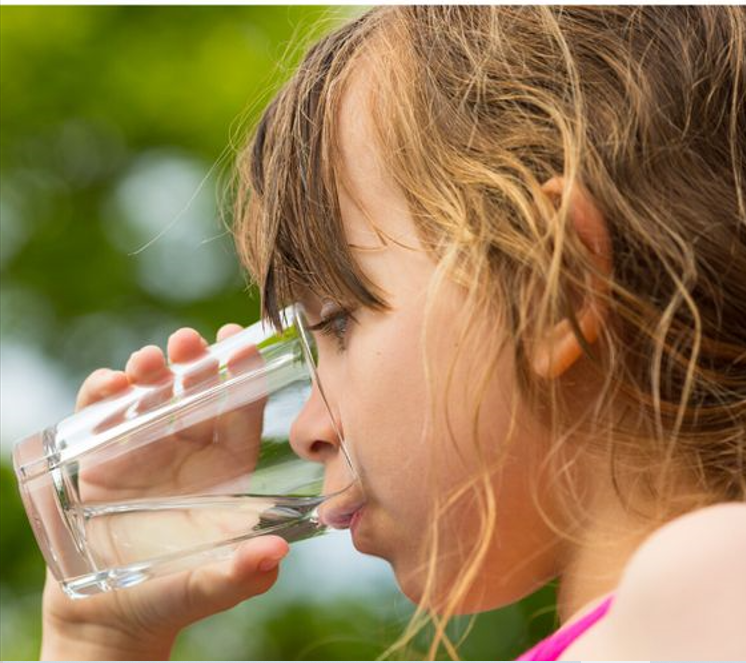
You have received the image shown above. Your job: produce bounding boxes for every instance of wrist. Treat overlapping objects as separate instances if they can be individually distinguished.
[41,620,175,661]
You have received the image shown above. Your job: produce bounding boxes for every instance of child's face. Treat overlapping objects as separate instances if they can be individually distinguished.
[292,67,564,613]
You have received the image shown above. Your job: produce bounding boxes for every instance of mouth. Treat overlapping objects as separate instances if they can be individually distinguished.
[317,500,365,529]
[349,507,364,535]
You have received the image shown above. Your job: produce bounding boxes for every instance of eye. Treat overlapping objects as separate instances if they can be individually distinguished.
[306,306,356,352]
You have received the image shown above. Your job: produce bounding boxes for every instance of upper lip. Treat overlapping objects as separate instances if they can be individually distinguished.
[318,501,365,529]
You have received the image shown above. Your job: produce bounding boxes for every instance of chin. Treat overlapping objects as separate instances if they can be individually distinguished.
[393,560,540,616]
[350,526,378,556]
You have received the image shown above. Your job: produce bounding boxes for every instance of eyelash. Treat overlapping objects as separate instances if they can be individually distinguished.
[306,308,356,352]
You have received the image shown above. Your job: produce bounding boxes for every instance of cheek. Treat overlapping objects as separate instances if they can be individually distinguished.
[380,416,560,613]
[343,310,431,493]
[331,308,437,569]
[342,307,561,610]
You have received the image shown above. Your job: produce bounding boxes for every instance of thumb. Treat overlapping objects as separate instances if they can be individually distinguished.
[176,535,290,624]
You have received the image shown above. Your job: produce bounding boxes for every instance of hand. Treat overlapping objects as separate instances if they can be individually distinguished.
[78,325,267,500]
[41,324,289,661]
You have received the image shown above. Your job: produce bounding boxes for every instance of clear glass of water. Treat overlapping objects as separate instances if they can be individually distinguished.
[12,304,361,598]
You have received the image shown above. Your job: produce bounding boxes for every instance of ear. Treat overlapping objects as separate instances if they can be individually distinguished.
[530,176,612,380]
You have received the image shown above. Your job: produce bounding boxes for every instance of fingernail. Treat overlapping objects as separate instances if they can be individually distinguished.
[258,557,282,572]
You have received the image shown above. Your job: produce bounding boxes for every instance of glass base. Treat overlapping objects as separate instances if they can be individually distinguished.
[60,513,326,599]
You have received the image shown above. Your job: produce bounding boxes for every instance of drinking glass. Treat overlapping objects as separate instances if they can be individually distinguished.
[12,304,360,598]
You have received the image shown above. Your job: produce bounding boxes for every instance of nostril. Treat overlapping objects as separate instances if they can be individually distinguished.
[310,440,332,458]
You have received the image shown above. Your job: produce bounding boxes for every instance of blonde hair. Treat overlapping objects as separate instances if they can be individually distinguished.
[232,7,746,659]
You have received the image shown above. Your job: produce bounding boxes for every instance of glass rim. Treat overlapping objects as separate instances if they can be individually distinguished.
[291,303,359,482]
[13,305,358,485]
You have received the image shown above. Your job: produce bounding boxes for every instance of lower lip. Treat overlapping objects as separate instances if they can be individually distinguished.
[349,507,364,535]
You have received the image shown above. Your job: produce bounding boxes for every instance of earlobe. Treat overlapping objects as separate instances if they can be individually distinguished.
[530,300,604,379]
[529,177,611,380]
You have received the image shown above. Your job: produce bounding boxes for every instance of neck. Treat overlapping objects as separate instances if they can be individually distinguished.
[555,490,655,625]
[554,444,706,626]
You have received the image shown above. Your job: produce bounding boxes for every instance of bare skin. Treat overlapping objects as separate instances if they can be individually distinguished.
[41,325,289,660]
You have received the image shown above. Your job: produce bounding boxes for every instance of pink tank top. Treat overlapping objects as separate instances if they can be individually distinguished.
[515,594,614,661]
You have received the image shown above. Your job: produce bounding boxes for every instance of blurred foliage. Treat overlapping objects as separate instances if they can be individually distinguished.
[1,5,349,377]
[0,6,557,660]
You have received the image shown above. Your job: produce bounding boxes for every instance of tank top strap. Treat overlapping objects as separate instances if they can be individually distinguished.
[515,594,615,661]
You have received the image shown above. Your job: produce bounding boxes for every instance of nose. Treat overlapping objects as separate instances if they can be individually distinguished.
[289,380,342,464]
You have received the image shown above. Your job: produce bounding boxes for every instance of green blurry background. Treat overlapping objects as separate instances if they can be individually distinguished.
[0,6,557,660]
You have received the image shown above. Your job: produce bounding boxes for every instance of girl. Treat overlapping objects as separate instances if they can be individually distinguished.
[41,6,746,661]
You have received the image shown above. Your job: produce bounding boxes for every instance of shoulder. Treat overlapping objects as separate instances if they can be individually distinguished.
[604,502,746,659]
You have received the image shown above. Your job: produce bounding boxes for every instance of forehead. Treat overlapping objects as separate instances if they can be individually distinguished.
[335,57,422,254]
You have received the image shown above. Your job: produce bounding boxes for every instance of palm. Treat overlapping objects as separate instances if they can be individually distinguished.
[78,390,266,500]
[77,336,268,499]
[41,324,286,654]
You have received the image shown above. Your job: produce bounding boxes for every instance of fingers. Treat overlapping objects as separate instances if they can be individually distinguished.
[218,323,260,376]
[126,345,174,416]
[125,345,170,383]
[180,536,289,623]
[167,328,209,364]
[77,343,174,416]
[166,323,245,379]
[212,323,266,470]
[88,344,174,432]
[76,323,250,425]
[168,321,259,362]
[216,323,262,378]
[217,323,243,342]
[166,328,219,442]
[168,328,217,388]
[218,323,267,472]
[75,369,130,412]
